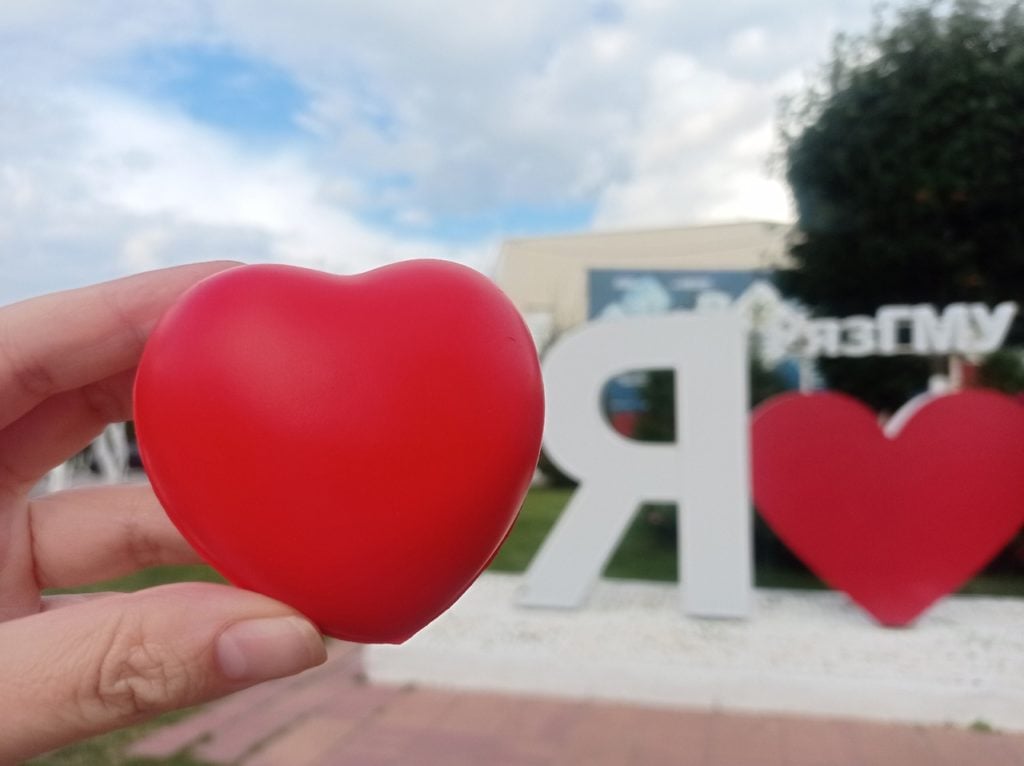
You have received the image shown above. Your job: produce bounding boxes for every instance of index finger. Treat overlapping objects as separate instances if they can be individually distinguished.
[0,262,239,431]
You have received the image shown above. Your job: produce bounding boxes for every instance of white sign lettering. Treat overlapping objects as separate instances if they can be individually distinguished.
[761,301,1017,361]
[525,295,1016,620]
[520,313,753,619]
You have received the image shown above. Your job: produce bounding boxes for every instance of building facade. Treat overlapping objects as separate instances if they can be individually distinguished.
[495,220,792,350]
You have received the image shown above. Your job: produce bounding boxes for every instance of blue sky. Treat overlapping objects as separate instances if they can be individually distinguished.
[112,45,309,145]
[109,41,601,243]
[0,1,876,304]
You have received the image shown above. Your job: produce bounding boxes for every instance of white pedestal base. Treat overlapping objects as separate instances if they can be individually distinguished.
[366,573,1024,731]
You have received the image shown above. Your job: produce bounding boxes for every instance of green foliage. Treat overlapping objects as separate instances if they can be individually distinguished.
[632,361,790,444]
[977,348,1024,392]
[750,359,791,407]
[816,355,934,412]
[781,0,1024,406]
[633,370,675,442]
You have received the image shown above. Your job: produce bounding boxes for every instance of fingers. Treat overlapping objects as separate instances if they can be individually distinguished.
[29,483,203,589]
[0,369,135,490]
[0,582,326,763]
[0,261,239,433]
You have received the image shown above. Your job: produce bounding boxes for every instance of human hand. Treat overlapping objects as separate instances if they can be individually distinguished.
[0,264,326,764]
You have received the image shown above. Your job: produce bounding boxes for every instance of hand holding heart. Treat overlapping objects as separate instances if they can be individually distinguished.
[0,259,542,761]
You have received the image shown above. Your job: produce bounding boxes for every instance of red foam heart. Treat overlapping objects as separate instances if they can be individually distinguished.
[751,390,1024,626]
[134,261,544,643]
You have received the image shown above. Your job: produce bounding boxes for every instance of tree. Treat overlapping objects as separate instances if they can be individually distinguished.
[780,0,1024,410]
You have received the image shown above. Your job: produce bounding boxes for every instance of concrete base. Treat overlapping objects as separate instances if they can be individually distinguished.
[366,573,1024,731]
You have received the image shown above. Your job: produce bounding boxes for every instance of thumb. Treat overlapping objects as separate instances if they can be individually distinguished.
[0,582,326,763]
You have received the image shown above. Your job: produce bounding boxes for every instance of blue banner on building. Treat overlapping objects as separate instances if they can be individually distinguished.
[587,268,771,320]
[587,268,773,436]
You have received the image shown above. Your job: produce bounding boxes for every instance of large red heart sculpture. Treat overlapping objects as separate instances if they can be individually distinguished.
[135,261,544,643]
[751,390,1024,626]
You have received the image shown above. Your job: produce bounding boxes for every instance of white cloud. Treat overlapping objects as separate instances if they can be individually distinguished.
[727,26,770,60]
[0,0,880,304]
[206,1,874,226]
[92,96,483,269]
[0,84,489,304]
[592,53,792,227]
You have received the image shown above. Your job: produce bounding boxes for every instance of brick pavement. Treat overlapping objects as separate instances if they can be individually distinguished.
[127,641,1024,765]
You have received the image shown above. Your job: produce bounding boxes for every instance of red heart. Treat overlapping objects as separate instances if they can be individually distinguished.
[134,261,544,643]
[751,390,1024,626]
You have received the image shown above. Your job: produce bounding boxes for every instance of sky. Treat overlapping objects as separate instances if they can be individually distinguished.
[0,1,876,305]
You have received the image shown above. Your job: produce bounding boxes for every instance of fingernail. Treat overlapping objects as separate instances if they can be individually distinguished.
[217,616,326,682]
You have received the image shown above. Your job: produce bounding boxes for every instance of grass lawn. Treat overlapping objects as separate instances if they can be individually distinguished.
[45,564,226,596]
[47,485,1024,599]
[489,487,825,586]
[492,487,1024,595]
[26,709,214,766]
[488,488,681,581]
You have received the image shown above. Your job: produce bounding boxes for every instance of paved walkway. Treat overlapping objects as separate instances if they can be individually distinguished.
[128,641,1024,765]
